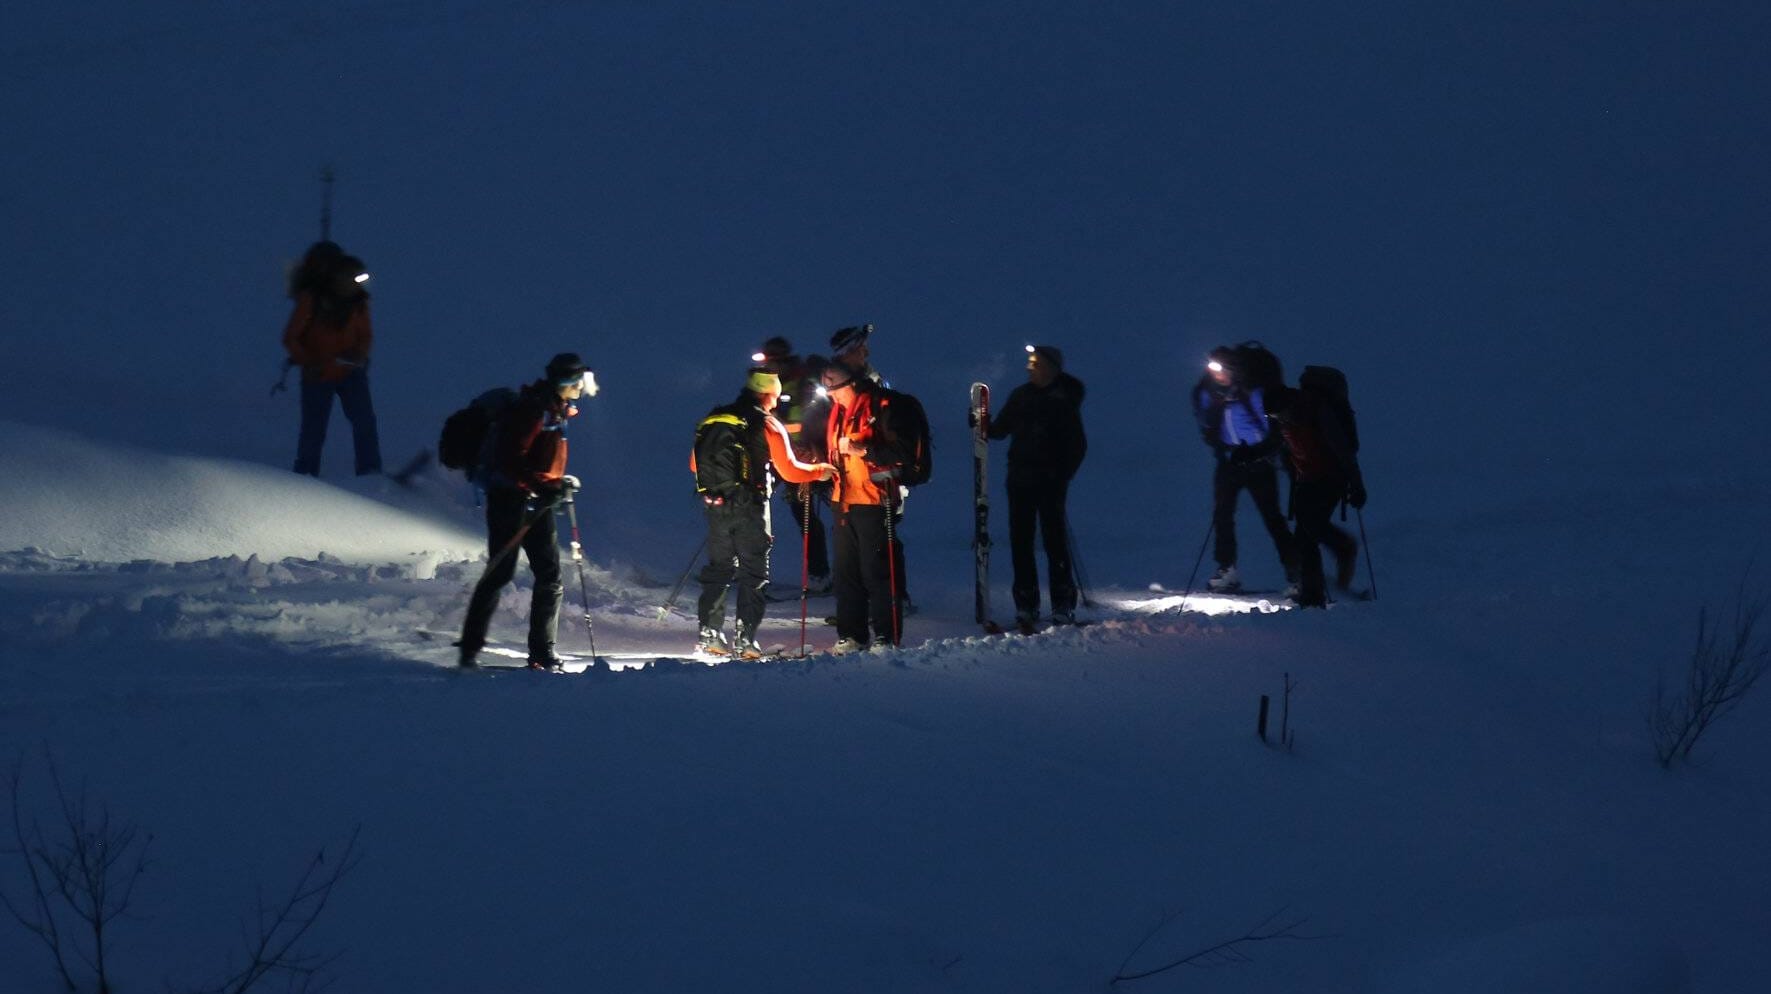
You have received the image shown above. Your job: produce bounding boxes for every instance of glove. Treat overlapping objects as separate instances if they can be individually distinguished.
[1347,482,1368,510]
[561,474,581,492]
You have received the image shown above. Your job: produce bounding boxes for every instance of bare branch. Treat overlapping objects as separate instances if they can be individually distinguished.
[2,755,79,991]
[1111,906,1326,985]
[1649,581,1770,768]
[187,824,362,994]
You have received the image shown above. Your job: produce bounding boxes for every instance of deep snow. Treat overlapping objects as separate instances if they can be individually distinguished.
[2,421,1767,993]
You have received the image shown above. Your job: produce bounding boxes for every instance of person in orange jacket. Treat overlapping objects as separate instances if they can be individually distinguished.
[820,358,924,652]
[690,368,836,658]
[458,352,599,670]
[282,242,381,476]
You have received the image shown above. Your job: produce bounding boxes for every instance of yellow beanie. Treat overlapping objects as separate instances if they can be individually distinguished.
[748,369,782,394]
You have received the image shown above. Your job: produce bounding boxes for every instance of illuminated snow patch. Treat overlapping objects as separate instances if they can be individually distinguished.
[1104,591,1291,616]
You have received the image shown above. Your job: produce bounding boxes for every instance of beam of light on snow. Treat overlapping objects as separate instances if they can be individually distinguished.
[1101,591,1291,616]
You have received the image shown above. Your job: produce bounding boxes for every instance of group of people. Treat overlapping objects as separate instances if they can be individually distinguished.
[278,241,1367,667]
[1192,342,1367,608]
[692,325,929,657]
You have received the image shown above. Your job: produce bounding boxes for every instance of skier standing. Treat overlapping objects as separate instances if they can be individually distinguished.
[457,353,599,669]
[1191,345,1296,593]
[820,358,925,651]
[282,242,382,477]
[987,344,1087,628]
[828,324,914,615]
[755,336,833,594]
[691,368,836,658]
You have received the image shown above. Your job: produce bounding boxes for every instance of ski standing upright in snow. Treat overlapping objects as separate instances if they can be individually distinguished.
[970,382,1001,633]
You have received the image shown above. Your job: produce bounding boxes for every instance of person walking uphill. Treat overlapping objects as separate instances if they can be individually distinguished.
[1266,371,1365,608]
[987,344,1087,629]
[457,353,599,670]
[820,359,928,652]
[1192,344,1296,593]
[282,241,382,477]
[691,369,836,659]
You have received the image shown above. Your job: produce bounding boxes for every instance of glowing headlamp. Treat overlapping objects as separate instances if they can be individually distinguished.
[1207,360,1225,374]
[577,370,600,397]
[353,271,370,285]
[751,351,767,363]
[1025,344,1036,354]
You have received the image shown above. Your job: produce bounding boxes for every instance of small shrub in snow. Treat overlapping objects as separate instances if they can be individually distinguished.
[2,753,360,994]
[1648,582,1769,768]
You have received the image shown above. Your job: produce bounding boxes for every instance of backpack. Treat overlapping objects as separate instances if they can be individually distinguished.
[438,387,517,476]
[878,389,933,486]
[1231,340,1284,394]
[1298,365,1359,454]
[693,407,766,497]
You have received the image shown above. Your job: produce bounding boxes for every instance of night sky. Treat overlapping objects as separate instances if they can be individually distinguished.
[6,1,1767,564]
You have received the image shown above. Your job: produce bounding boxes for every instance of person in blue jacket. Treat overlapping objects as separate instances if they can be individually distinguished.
[1192,345,1296,594]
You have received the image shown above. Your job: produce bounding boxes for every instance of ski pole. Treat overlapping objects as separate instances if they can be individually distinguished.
[1179,516,1216,611]
[1355,507,1378,601]
[657,535,708,621]
[561,483,602,665]
[1066,522,1095,609]
[799,483,812,658]
[883,484,900,646]
[319,164,335,241]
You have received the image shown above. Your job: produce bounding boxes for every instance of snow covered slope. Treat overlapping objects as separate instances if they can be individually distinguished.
[0,420,481,565]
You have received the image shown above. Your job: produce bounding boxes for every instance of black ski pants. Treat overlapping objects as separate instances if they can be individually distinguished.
[696,495,773,639]
[1006,478,1076,618]
[1291,478,1358,607]
[832,503,897,645]
[780,481,829,581]
[460,488,563,658]
[1212,458,1295,576]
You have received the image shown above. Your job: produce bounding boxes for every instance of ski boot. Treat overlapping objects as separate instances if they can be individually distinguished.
[697,627,733,656]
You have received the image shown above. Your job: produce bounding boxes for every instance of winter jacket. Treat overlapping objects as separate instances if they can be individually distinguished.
[988,372,1088,487]
[824,382,920,508]
[690,396,828,500]
[490,381,575,495]
[1191,377,1280,459]
[282,290,372,384]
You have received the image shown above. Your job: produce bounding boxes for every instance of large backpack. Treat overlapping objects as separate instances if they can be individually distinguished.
[1231,340,1284,394]
[1298,365,1359,454]
[693,407,766,498]
[438,387,517,477]
[877,389,933,486]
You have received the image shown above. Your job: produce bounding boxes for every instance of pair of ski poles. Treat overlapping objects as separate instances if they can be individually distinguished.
[472,480,601,664]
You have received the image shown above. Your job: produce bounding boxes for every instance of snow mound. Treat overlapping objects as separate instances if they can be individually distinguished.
[0,420,482,565]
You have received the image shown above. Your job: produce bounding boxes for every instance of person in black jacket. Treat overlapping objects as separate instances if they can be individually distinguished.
[987,345,1087,628]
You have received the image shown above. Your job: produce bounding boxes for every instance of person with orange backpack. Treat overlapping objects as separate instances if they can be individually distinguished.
[281,241,381,477]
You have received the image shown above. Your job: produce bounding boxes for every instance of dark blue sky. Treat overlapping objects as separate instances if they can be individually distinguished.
[5,1,1767,568]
